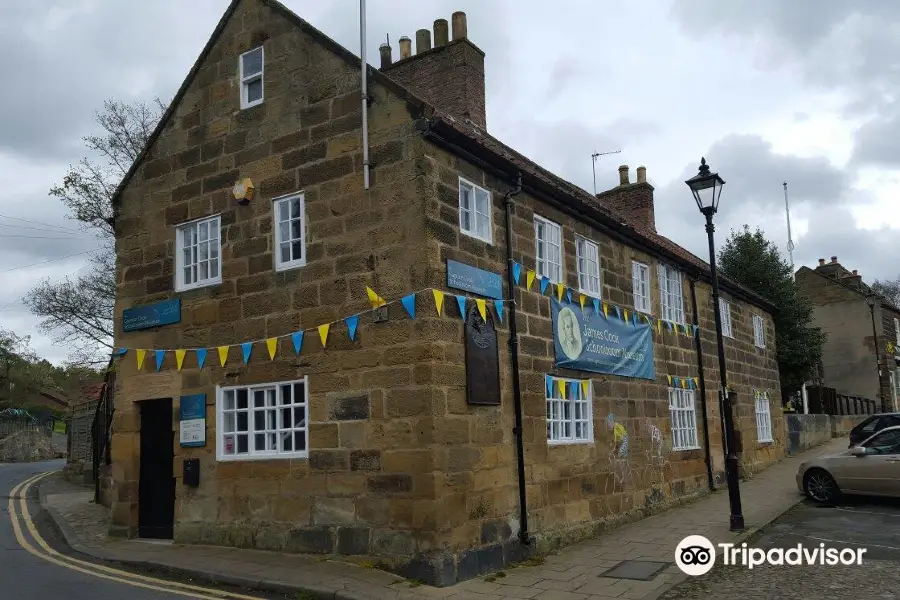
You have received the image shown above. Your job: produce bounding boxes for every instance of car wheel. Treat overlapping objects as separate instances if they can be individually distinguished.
[803,468,841,504]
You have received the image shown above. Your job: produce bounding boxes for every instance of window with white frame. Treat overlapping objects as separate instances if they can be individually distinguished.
[458,178,492,243]
[576,236,601,296]
[669,387,699,451]
[239,46,264,109]
[658,263,685,324]
[632,261,651,313]
[894,317,899,345]
[175,215,221,292]
[719,298,733,338]
[753,314,766,348]
[534,216,562,283]
[755,391,773,443]
[273,192,306,271]
[546,377,592,444]
[217,378,309,461]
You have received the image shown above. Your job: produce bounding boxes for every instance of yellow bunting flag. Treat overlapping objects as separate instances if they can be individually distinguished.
[666,374,673,386]
[623,309,629,323]
[580,380,589,398]
[266,338,278,360]
[556,283,565,301]
[557,378,566,399]
[602,303,609,319]
[318,323,330,347]
[175,349,187,371]
[693,377,699,388]
[136,349,147,370]
[217,346,229,367]
[526,270,536,290]
[656,319,662,336]
[432,289,444,316]
[366,286,386,309]
[579,294,586,310]
[475,298,487,321]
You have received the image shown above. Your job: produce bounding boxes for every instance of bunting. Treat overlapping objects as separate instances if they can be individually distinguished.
[175,349,187,371]
[579,294,586,311]
[136,349,147,370]
[555,283,565,302]
[318,323,330,347]
[540,277,550,295]
[432,290,444,316]
[291,331,304,354]
[512,262,522,285]
[366,286,387,309]
[266,338,278,360]
[154,350,165,372]
[196,348,207,370]
[345,315,359,341]
[475,298,487,321]
[495,301,504,323]
[218,346,229,367]
[526,270,536,291]
[455,295,467,318]
[241,342,252,364]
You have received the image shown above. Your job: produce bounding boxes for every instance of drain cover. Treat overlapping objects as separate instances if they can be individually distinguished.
[598,560,670,581]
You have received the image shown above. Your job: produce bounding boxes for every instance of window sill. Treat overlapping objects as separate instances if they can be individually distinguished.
[240,99,264,110]
[578,288,601,299]
[757,439,774,445]
[460,228,493,245]
[175,277,223,293]
[275,259,307,273]
[671,446,702,452]
[547,438,593,446]
[216,451,308,462]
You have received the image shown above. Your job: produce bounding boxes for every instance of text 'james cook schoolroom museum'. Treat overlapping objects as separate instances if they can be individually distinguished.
[106,0,784,587]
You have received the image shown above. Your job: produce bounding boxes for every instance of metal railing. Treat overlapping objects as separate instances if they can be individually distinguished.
[805,385,877,416]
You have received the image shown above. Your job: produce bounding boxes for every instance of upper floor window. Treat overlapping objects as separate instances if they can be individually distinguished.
[458,178,492,243]
[658,263,685,324]
[753,314,766,348]
[576,236,601,297]
[175,215,221,292]
[719,298,733,338]
[273,192,306,272]
[217,378,309,461]
[240,47,264,109]
[534,215,562,284]
[632,261,651,314]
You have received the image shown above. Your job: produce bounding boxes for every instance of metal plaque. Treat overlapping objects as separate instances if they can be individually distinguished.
[465,305,501,406]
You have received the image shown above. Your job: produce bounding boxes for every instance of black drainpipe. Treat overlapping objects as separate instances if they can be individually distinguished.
[503,172,531,546]
[689,277,715,491]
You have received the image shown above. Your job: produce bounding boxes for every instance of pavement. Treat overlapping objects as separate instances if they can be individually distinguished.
[659,496,900,599]
[30,437,851,600]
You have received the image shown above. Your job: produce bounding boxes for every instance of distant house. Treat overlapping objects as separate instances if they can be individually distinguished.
[20,389,69,413]
[796,256,900,411]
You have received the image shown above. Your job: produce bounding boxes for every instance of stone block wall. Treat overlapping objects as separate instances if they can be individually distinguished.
[416,142,785,561]
[785,413,832,456]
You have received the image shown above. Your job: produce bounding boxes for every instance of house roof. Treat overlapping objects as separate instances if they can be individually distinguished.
[111,0,775,314]
[38,389,69,407]
[797,265,900,313]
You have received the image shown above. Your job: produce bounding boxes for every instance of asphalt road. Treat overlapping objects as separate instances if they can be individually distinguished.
[0,461,273,600]
[661,496,900,599]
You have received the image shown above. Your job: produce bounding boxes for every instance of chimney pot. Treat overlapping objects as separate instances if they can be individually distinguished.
[636,166,647,184]
[853,270,858,276]
[415,29,432,54]
[451,11,468,40]
[398,36,411,59]
[379,43,392,69]
[433,19,449,46]
[618,165,630,186]
[818,258,825,266]
[831,256,838,263]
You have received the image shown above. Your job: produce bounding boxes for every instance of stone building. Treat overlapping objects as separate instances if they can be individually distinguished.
[797,257,900,411]
[108,0,784,585]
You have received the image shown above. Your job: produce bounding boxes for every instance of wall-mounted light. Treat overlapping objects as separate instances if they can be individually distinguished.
[232,178,255,206]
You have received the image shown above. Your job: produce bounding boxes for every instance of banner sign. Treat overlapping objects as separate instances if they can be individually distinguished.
[179,394,206,447]
[447,259,503,300]
[123,298,181,332]
[551,298,654,380]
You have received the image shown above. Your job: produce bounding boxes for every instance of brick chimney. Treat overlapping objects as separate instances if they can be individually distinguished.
[381,11,487,129]
[815,255,852,280]
[595,164,656,232]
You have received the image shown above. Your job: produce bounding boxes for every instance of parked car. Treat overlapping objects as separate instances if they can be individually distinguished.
[798,425,900,503]
[848,412,900,447]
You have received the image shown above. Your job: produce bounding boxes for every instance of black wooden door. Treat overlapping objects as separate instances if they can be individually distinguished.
[138,398,174,539]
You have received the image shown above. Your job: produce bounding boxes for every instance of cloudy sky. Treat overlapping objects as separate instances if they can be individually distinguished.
[3,0,899,364]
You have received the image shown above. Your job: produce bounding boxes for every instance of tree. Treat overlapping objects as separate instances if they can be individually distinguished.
[0,329,45,407]
[718,225,826,389]
[24,99,165,366]
[871,276,900,307]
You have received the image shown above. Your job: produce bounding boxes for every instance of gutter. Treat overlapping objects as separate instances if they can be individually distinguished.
[502,172,531,546]
[689,277,715,491]
[418,117,776,314]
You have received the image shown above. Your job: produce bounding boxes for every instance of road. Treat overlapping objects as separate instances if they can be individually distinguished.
[0,461,273,600]
[661,496,900,599]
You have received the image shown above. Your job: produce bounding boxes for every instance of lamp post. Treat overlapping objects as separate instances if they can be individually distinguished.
[685,157,745,532]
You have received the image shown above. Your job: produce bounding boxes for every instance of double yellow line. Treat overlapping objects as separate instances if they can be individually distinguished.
[9,471,267,599]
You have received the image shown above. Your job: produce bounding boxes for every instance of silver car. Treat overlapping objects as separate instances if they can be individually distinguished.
[797,425,900,503]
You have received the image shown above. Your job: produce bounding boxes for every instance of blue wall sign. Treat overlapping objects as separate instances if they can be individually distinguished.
[179,394,206,448]
[446,259,503,300]
[123,298,181,332]
[551,299,655,380]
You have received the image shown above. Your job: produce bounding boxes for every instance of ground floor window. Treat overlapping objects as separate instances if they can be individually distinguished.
[216,377,308,460]
[755,390,773,443]
[669,387,699,450]
[546,376,593,444]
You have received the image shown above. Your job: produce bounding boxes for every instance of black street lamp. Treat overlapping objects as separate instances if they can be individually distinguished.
[685,157,745,532]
